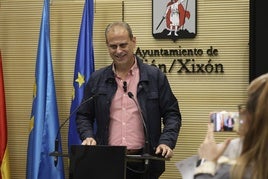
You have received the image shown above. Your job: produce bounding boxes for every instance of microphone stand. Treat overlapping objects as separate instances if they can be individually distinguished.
[49,94,98,166]
[127,92,150,176]
[127,92,169,178]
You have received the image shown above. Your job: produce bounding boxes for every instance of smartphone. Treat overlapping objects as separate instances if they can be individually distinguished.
[209,111,239,132]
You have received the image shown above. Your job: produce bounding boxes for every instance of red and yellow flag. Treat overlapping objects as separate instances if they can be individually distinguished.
[0,51,10,179]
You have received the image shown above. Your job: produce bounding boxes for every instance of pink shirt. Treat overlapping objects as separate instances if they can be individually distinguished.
[108,59,145,150]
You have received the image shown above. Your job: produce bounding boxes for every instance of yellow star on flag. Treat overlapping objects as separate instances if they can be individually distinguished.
[75,72,85,88]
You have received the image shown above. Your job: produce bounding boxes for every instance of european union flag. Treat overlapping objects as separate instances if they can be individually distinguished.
[26,0,65,178]
[68,0,95,151]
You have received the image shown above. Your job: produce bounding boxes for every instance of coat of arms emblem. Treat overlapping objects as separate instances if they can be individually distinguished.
[153,0,196,41]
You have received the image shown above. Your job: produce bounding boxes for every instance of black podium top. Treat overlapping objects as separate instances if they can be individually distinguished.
[69,145,127,179]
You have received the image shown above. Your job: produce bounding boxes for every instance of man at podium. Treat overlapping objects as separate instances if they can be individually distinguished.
[76,21,182,179]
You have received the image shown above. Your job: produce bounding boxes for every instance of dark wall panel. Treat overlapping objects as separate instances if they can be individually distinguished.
[250,0,268,82]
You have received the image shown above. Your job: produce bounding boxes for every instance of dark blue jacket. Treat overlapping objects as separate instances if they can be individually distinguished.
[76,56,182,175]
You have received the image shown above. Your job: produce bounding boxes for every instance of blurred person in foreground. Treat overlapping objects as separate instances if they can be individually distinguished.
[194,73,268,179]
[75,21,182,179]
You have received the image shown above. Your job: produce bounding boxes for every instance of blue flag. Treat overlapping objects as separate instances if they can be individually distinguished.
[26,0,65,178]
[68,0,95,150]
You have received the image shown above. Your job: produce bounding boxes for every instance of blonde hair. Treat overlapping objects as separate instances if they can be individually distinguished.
[231,73,268,179]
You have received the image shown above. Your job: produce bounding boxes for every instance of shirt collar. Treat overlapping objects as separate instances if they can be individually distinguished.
[112,57,138,77]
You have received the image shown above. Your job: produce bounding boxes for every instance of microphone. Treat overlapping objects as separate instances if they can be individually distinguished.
[50,93,99,166]
[123,81,127,93]
[53,138,59,166]
[127,92,150,169]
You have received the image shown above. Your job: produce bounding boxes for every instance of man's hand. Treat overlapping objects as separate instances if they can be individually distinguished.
[198,123,231,162]
[155,144,174,158]
[81,137,97,145]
